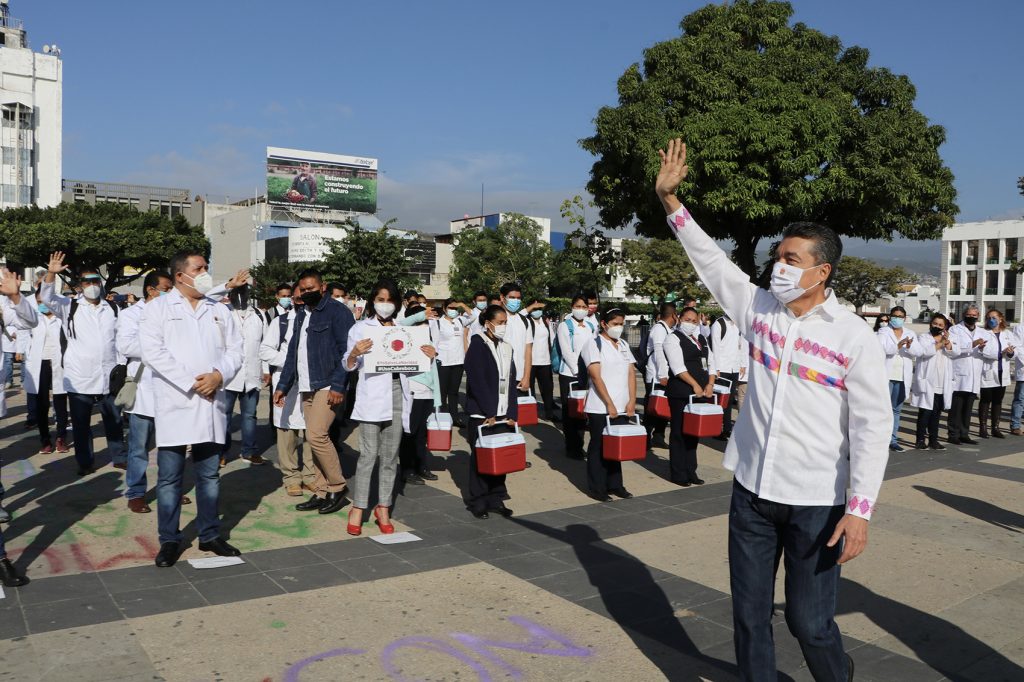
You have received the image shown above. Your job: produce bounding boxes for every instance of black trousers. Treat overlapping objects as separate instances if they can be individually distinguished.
[34,360,69,444]
[643,380,668,439]
[668,396,700,483]
[530,364,556,418]
[400,398,433,475]
[467,416,509,513]
[978,385,1007,431]
[948,391,976,440]
[558,374,586,456]
[915,394,945,444]
[438,364,464,419]
[586,414,624,495]
[718,371,739,433]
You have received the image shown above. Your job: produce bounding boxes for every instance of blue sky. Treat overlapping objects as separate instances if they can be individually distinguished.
[23,0,1024,236]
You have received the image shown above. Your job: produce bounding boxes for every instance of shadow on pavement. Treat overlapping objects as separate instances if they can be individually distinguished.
[912,485,1023,533]
[528,422,590,496]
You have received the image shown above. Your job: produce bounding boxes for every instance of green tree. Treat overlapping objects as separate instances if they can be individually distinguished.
[448,213,553,300]
[548,195,616,297]
[0,201,209,290]
[320,220,419,297]
[248,259,319,307]
[620,238,701,303]
[831,256,909,312]
[581,0,958,277]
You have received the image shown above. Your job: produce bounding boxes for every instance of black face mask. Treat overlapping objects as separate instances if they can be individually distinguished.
[301,290,323,308]
[963,316,978,328]
[930,326,945,337]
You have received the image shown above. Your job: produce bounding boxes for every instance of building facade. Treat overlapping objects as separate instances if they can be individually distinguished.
[941,219,1024,322]
[449,213,552,244]
[0,1,61,209]
[62,179,204,225]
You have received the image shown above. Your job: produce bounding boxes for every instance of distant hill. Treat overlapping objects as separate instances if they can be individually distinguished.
[733,238,942,278]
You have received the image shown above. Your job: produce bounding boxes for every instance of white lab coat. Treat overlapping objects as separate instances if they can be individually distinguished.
[948,323,996,395]
[23,314,66,396]
[531,314,551,366]
[980,328,1015,389]
[709,317,745,374]
[224,308,265,392]
[259,311,305,430]
[40,281,119,395]
[139,288,242,447]
[342,317,414,423]
[0,295,38,417]
[115,300,157,417]
[1011,324,1024,381]
[910,332,955,410]
[433,316,467,366]
[876,326,917,386]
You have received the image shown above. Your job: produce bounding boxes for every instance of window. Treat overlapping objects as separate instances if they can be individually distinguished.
[1006,271,1018,296]
[985,270,999,294]
[1,147,12,165]
[1,184,13,202]
[19,186,30,204]
[950,241,962,264]
[967,240,979,264]
[986,240,999,263]
[1007,239,1018,263]
[949,272,961,294]
[966,272,977,294]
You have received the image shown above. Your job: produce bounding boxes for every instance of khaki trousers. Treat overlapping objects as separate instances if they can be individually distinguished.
[301,390,347,496]
[736,382,748,410]
[276,428,315,488]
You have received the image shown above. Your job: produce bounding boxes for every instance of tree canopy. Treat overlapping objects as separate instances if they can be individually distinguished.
[831,255,909,312]
[581,0,958,277]
[448,213,553,301]
[548,196,616,297]
[620,238,701,303]
[248,259,319,307]
[320,220,420,296]
[0,201,209,290]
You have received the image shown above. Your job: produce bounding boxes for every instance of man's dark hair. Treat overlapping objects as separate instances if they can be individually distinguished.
[403,289,418,300]
[488,294,501,304]
[780,222,843,286]
[275,282,292,295]
[295,268,323,284]
[168,250,205,276]
[658,302,677,319]
[480,303,507,325]
[326,282,346,297]
[473,291,488,300]
[582,289,599,302]
[680,306,699,317]
[143,270,171,292]
[500,282,522,297]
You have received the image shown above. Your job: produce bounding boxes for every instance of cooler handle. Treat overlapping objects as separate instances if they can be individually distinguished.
[714,378,733,390]
[687,394,717,406]
[477,422,521,441]
[606,414,643,428]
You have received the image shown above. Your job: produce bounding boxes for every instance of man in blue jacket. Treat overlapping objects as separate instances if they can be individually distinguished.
[274,269,354,514]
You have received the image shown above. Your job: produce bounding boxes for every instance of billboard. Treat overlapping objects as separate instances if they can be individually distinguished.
[266,146,378,213]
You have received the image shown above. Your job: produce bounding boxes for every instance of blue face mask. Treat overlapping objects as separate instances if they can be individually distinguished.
[446,309,459,319]
[475,301,487,311]
[530,310,543,319]
[159,291,169,297]
[506,299,522,313]
[38,303,50,314]
[279,297,293,309]
[987,317,999,329]
[889,318,904,329]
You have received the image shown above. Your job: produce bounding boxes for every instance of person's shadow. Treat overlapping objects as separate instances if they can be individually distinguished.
[913,485,1023,533]
[838,579,1024,679]
[528,422,589,496]
[512,517,744,681]
[210,457,285,540]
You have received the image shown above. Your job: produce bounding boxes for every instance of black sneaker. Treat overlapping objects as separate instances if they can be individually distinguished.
[914,440,928,450]
[889,443,905,452]
[930,441,947,451]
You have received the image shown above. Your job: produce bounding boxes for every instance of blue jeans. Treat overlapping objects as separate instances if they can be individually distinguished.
[125,413,154,500]
[157,442,221,545]
[1011,382,1024,430]
[0,525,6,559]
[729,480,848,681]
[223,388,259,457]
[68,392,124,469]
[888,380,906,446]
[0,351,12,386]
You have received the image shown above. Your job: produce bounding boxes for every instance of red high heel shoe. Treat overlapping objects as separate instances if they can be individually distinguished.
[347,509,362,536]
[374,506,395,534]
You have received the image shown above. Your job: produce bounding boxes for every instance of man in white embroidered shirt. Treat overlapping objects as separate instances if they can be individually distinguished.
[656,140,889,681]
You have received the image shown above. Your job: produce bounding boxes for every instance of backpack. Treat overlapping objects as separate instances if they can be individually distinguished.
[267,312,291,375]
[552,318,595,374]
[576,335,603,386]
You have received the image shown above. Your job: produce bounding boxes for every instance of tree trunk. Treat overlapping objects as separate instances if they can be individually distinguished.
[731,235,761,282]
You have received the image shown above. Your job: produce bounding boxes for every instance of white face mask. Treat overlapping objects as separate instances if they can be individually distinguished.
[82,284,102,301]
[679,321,699,337]
[606,325,624,340]
[375,302,396,319]
[183,271,214,295]
[770,261,823,305]
[491,324,507,339]
[571,308,588,321]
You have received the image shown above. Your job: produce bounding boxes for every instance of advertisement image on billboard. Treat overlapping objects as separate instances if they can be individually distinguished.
[267,146,378,213]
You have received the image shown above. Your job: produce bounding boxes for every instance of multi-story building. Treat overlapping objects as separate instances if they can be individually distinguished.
[449,213,552,244]
[0,0,62,208]
[941,219,1024,322]
[62,179,204,225]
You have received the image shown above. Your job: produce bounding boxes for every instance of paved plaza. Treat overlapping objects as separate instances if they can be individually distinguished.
[0,384,1021,682]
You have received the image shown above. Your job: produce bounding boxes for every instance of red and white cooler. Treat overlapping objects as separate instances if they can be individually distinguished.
[516,390,539,426]
[567,381,588,421]
[475,424,527,475]
[602,416,648,461]
[648,388,670,420]
[713,378,733,411]
[682,395,723,438]
[426,410,453,452]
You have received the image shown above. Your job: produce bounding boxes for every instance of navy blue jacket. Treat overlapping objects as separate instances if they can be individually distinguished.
[277,297,355,395]
[464,334,519,420]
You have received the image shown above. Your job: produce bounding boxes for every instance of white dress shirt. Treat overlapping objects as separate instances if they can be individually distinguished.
[664,330,719,378]
[259,310,305,429]
[667,204,890,519]
[645,321,671,384]
[531,315,551,366]
[709,317,744,374]
[0,295,38,416]
[224,308,265,392]
[581,335,636,414]
[504,312,533,381]
[40,281,118,395]
[435,316,467,366]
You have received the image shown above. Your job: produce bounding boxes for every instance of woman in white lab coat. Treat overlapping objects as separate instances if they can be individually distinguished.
[911,314,956,450]
[342,280,435,536]
[978,309,1015,438]
[433,297,469,426]
[23,292,70,453]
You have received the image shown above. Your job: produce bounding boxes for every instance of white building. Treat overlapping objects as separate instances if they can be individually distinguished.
[0,1,61,209]
[602,237,645,303]
[879,284,941,321]
[940,219,1024,322]
[449,212,552,244]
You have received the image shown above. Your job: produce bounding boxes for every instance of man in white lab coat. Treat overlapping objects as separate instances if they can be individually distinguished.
[222,284,267,466]
[947,303,995,444]
[140,250,243,568]
[41,253,124,476]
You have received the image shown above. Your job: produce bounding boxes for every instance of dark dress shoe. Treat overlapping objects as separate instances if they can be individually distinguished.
[692,478,705,485]
[960,437,978,445]
[417,469,439,481]
[403,473,425,485]
[588,491,612,502]
[295,495,325,511]
[609,487,634,499]
[199,538,241,557]
[318,491,350,515]
[453,418,466,428]
[930,441,946,450]
[155,542,180,568]
[671,478,693,487]
[0,558,28,586]
[567,450,585,460]
[993,429,1005,439]
[471,509,489,519]
[914,440,928,450]
[76,466,95,476]
[489,505,514,518]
